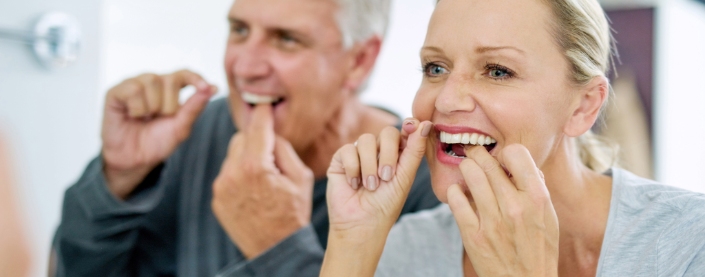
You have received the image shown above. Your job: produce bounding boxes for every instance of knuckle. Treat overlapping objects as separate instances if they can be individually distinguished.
[140,73,160,84]
[479,159,499,173]
[380,126,400,138]
[118,79,143,97]
[358,133,376,144]
[506,205,525,221]
[241,160,267,176]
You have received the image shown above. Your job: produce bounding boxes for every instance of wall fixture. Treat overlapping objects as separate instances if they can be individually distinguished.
[0,12,82,69]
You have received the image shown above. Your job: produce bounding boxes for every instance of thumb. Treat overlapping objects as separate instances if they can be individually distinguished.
[395,121,432,189]
[175,84,217,128]
[274,136,313,185]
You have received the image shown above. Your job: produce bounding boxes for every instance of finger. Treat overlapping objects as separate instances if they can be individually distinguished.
[274,136,313,185]
[174,84,216,131]
[137,74,163,115]
[464,145,517,206]
[114,80,148,118]
[245,104,276,162]
[458,157,500,218]
[356,133,379,191]
[337,144,362,190]
[162,69,210,115]
[377,126,400,182]
[447,183,479,234]
[395,120,431,190]
[399,118,420,150]
[497,144,545,195]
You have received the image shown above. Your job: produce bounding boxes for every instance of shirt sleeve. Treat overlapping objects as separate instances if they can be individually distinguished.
[216,225,324,277]
[52,156,177,277]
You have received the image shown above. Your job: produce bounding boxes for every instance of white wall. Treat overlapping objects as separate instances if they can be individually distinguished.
[654,0,705,192]
[0,0,103,276]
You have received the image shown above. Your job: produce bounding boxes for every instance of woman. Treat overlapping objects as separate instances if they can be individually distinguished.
[321,0,705,276]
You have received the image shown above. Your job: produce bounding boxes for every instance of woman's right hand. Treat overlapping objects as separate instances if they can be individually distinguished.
[321,119,432,277]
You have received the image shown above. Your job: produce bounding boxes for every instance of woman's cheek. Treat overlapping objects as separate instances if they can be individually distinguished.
[412,88,435,120]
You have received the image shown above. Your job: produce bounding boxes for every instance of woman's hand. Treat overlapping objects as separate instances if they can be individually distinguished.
[448,144,559,277]
[321,119,432,277]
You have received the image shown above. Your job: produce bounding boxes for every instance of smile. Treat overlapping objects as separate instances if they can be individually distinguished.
[241,91,285,107]
[439,131,497,158]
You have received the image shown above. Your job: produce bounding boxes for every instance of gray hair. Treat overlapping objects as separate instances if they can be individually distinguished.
[334,0,392,48]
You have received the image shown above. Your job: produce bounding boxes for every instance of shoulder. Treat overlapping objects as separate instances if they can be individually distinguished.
[600,168,705,275]
[610,168,705,219]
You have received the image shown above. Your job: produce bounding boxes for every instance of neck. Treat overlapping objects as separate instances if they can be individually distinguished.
[541,137,612,276]
[299,98,398,179]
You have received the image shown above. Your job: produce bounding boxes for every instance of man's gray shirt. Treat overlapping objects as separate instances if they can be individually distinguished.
[376,168,705,276]
[52,98,440,277]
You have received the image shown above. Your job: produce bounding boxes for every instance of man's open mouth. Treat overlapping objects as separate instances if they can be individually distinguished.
[439,131,497,158]
[242,92,285,107]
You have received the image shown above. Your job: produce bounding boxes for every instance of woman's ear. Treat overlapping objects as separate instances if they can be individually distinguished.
[343,35,382,93]
[564,76,609,137]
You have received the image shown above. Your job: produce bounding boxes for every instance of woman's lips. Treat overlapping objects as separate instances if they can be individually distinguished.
[432,124,498,165]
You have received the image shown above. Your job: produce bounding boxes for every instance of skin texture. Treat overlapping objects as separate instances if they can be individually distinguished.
[0,134,32,277]
[322,0,614,276]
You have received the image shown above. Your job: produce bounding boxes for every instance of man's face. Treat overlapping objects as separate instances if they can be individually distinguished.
[225,0,354,153]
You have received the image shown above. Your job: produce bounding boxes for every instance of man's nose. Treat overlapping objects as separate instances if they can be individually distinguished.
[233,40,272,80]
[435,75,478,114]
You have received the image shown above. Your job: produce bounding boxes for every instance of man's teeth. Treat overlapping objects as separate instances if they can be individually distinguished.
[242,92,282,104]
[439,131,496,145]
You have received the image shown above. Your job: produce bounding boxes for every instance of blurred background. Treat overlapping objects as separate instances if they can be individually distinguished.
[0,0,704,275]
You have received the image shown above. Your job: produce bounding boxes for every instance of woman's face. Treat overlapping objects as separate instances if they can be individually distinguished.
[414,0,579,202]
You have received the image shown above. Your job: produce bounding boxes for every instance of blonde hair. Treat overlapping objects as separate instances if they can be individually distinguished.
[543,0,619,173]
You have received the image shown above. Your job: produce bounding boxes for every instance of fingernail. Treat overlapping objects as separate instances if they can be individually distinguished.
[351,177,359,190]
[197,81,209,90]
[381,165,392,181]
[421,123,432,137]
[367,175,377,191]
[404,119,415,126]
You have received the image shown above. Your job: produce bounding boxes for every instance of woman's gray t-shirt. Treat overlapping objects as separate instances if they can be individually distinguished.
[376,168,705,276]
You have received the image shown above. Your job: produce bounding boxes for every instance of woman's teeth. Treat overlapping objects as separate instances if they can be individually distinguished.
[242,92,284,105]
[439,131,496,145]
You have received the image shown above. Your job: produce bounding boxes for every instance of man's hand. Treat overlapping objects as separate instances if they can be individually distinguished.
[101,70,216,199]
[212,104,314,259]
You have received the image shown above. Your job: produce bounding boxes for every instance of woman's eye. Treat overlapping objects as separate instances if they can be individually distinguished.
[424,63,448,77]
[489,68,508,78]
[485,63,515,80]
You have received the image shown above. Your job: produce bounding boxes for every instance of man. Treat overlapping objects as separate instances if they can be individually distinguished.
[52,0,439,276]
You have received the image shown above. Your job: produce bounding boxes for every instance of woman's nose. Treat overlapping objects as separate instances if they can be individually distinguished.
[435,75,477,114]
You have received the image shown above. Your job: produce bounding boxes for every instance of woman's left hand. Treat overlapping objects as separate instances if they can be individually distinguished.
[448,144,559,277]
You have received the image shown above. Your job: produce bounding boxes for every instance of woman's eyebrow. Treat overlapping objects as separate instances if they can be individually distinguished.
[475,46,525,55]
[420,45,445,55]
